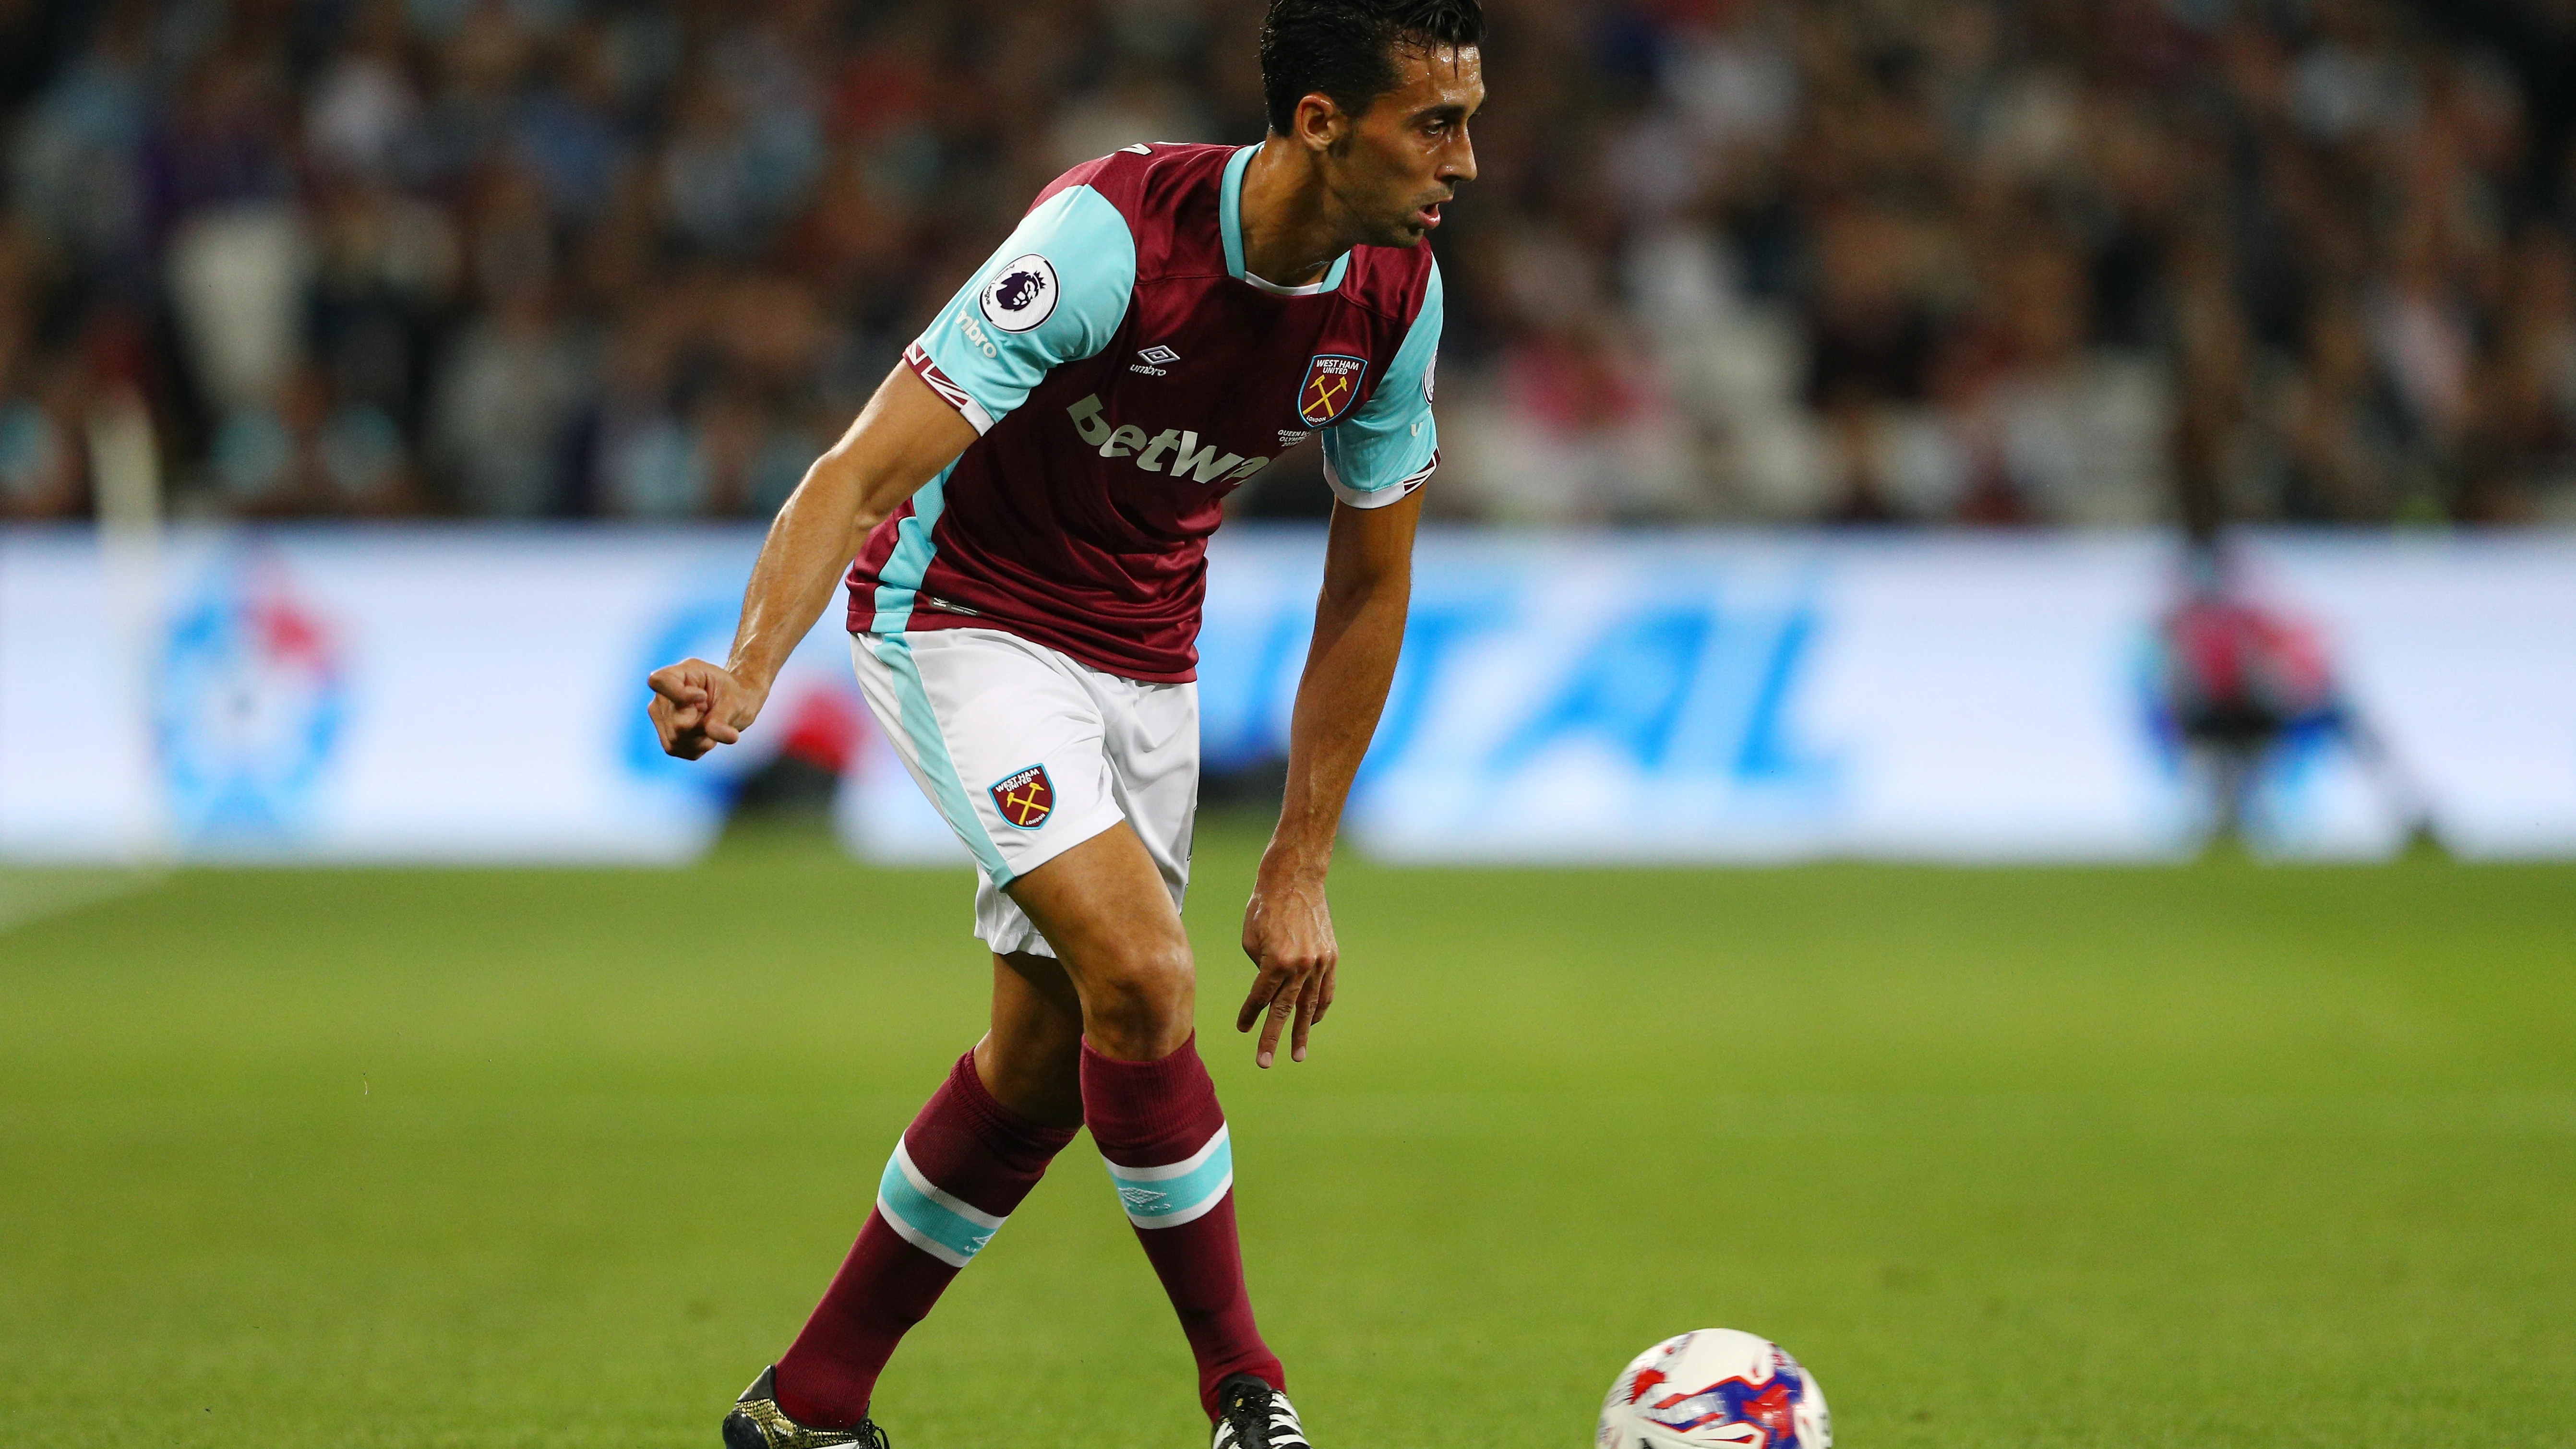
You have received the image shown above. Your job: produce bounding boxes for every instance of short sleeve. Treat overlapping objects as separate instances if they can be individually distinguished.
[906,185,1137,433]
[1318,261,1442,508]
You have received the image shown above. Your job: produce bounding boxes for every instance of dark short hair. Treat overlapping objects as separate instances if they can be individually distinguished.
[1259,0,1485,135]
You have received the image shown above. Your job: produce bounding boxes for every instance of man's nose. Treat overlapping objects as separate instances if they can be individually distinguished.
[1444,135,1478,184]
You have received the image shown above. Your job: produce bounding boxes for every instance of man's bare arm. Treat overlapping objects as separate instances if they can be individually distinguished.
[1237,488,1424,1066]
[647,366,977,760]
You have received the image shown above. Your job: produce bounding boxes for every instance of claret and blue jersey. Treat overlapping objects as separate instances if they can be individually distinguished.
[845,141,1444,683]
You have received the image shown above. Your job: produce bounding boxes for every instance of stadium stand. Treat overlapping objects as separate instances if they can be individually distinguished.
[1,0,2571,526]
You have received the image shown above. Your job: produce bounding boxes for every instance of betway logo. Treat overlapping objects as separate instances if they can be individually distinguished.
[1067,395,1270,484]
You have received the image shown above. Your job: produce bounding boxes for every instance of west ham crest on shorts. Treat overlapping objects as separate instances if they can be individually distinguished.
[1296,354,1368,427]
[990,764,1055,829]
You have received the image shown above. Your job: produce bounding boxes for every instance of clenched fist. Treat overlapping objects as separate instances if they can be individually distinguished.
[646,658,767,760]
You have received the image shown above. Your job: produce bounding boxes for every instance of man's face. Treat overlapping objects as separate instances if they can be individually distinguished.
[1324,44,1484,249]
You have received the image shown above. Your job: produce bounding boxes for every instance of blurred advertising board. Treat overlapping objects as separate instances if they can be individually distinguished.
[4,526,2573,865]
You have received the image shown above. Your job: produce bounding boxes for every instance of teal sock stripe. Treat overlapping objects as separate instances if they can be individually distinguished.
[1102,1124,1234,1229]
[876,1140,1007,1269]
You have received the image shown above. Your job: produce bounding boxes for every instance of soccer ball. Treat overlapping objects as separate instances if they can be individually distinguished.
[1596,1329,1831,1449]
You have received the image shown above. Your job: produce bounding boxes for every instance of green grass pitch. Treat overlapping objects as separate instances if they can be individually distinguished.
[3,826,2571,1447]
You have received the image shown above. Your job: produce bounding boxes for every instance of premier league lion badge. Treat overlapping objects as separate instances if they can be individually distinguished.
[1296,354,1368,427]
[979,254,1059,333]
[990,764,1055,829]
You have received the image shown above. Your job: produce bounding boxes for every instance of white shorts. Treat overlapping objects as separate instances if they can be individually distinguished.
[849,628,1198,958]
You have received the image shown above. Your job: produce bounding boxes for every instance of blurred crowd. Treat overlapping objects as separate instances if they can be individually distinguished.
[2,0,2573,526]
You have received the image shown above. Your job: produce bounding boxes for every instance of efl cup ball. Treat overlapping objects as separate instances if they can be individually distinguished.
[1597,1329,1831,1449]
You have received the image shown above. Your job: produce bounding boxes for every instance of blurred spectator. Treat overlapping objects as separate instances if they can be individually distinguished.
[0,0,2570,525]
[0,353,88,518]
[430,277,581,515]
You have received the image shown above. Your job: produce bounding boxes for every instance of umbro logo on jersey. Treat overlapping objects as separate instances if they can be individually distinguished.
[1066,394,1272,485]
[1131,344,1180,376]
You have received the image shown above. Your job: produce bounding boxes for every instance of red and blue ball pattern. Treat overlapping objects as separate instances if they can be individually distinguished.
[1601,1331,1830,1449]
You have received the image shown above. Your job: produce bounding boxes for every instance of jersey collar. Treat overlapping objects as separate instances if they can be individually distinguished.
[1221,144,1350,297]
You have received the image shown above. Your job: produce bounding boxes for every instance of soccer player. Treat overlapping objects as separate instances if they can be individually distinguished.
[644,3,1484,1445]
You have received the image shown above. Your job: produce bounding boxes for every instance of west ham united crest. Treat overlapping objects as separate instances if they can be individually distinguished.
[990,764,1055,829]
[1296,354,1368,427]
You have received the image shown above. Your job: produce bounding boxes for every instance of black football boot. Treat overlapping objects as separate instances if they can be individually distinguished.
[720,1366,889,1449]
[1210,1372,1312,1449]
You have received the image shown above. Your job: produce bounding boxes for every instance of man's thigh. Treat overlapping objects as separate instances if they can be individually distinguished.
[1003,821,1193,972]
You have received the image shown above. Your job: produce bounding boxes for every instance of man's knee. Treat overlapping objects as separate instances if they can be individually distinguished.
[1078,938,1195,1059]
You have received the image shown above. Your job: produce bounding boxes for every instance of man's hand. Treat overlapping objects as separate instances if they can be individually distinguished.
[1237,862,1338,1068]
[647,658,767,760]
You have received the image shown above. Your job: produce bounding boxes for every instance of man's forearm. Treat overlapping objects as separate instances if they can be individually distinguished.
[724,453,881,694]
[1268,566,1411,877]
[720,366,977,695]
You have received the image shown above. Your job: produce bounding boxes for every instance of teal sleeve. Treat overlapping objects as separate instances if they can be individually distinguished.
[911,185,1137,431]
[1319,261,1442,507]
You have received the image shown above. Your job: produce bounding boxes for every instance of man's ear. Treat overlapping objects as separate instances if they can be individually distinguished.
[1292,91,1347,154]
